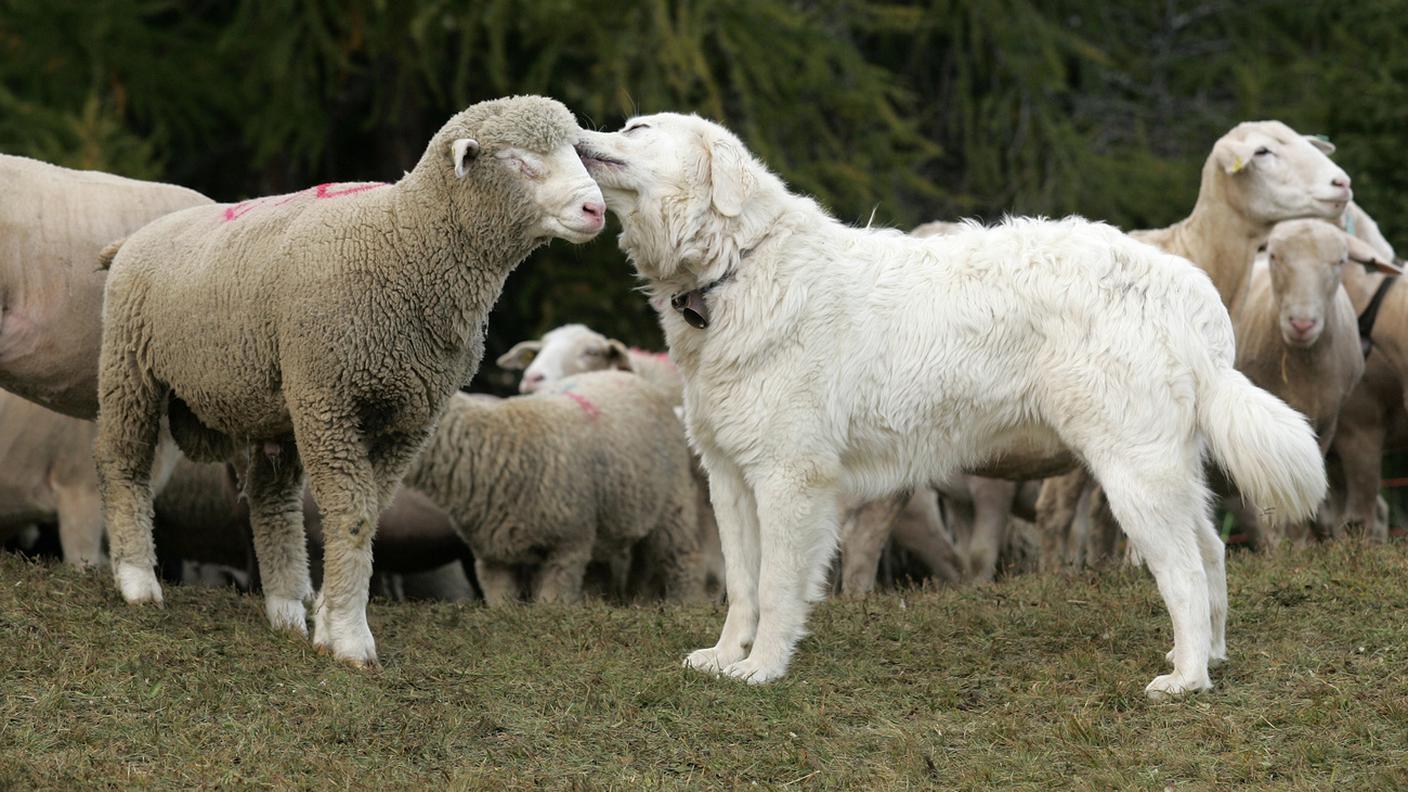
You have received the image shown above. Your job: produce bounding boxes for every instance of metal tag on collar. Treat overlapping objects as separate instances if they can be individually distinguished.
[671,289,710,329]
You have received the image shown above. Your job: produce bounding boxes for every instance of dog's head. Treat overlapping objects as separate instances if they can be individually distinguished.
[577,113,781,286]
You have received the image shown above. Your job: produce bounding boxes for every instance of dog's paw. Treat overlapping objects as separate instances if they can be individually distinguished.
[116,562,164,606]
[722,656,788,685]
[1145,672,1212,701]
[684,646,745,674]
[265,595,308,636]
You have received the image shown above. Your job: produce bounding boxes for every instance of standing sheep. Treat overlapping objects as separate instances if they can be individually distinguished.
[404,373,704,604]
[95,96,605,666]
[0,155,211,420]
[1232,219,1390,546]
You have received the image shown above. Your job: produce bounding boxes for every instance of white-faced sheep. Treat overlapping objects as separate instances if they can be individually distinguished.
[404,372,704,604]
[1231,219,1395,546]
[0,155,212,420]
[1036,121,1355,570]
[498,322,684,405]
[579,112,1325,697]
[95,95,604,667]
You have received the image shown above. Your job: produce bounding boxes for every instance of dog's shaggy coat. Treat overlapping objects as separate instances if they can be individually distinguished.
[577,113,1326,698]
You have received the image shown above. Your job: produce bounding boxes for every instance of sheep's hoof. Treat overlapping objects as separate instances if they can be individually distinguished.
[116,562,164,607]
[1144,672,1212,701]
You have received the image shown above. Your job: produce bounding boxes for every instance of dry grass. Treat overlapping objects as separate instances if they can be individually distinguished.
[2,543,1406,790]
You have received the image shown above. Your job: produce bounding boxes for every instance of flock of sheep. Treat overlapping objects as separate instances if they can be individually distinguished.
[0,94,1402,697]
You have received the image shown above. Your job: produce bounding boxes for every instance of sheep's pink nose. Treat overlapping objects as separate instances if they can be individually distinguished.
[1290,318,1318,333]
[582,202,605,222]
[1331,175,1351,190]
[521,372,546,392]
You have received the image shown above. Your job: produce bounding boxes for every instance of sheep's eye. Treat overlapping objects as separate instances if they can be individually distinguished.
[624,123,650,134]
[508,155,544,179]
[1254,146,1272,156]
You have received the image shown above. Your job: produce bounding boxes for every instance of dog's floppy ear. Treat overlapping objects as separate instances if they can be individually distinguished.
[451,138,480,178]
[705,132,754,217]
[1346,234,1404,275]
[496,340,540,370]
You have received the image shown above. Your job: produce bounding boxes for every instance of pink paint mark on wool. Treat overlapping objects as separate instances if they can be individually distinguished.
[315,182,389,199]
[222,200,260,222]
[563,391,600,420]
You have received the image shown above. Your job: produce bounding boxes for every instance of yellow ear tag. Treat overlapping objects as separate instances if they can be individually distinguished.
[1230,156,1245,173]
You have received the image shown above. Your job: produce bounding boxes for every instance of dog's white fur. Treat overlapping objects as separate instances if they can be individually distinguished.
[578,114,1327,698]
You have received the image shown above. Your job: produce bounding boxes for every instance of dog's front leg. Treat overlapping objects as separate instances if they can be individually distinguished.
[720,470,841,684]
[683,457,761,674]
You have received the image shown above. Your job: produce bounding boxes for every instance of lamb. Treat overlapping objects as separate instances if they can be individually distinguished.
[95,95,605,666]
[1036,121,1355,569]
[498,323,684,404]
[403,372,704,604]
[0,155,211,420]
[578,112,1325,697]
[1231,219,1389,546]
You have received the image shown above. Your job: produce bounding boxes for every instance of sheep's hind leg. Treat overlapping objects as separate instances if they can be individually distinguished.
[93,346,167,606]
[721,467,841,684]
[245,438,312,635]
[532,540,592,604]
[1089,451,1213,700]
[684,456,761,674]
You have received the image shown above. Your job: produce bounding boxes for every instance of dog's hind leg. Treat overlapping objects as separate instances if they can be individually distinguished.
[1088,447,1213,700]
[1195,513,1228,665]
[719,465,841,684]
[684,456,761,674]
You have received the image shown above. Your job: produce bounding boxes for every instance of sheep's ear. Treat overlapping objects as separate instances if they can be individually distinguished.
[1346,235,1404,274]
[496,340,541,370]
[605,339,634,372]
[1214,138,1259,175]
[451,138,481,178]
[1306,134,1336,156]
[706,134,754,217]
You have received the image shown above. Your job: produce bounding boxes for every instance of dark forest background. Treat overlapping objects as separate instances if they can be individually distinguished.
[3,0,1405,391]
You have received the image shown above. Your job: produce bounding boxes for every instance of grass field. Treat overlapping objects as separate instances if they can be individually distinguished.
[2,543,1406,790]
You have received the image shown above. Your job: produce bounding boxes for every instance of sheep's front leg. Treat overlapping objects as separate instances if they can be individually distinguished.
[721,467,841,685]
[684,456,761,674]
[838,493,906,595]
[475,559,521,606]
[295,415,380,667]
[244,438,312,635]
[55,484,106,569]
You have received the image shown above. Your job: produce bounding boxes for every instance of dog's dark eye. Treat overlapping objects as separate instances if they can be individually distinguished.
[625,123,651,134]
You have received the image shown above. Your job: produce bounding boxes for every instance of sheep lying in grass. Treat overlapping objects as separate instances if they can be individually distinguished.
[1232,220,1397,546]
[498,323,684,404]
[1036,121,1355,570]
[405,373,704,604]
[96,95,605,666]
[0,155,211,420]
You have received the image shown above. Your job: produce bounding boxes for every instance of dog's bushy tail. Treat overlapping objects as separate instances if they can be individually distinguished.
[1196,364,1325,525]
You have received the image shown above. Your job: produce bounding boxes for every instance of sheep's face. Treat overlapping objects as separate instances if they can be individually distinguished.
[482,144,606,244]
[1213,121,1352,226]
[496,324,630,393]
[577,113,768,283]
[1266,220,1347,348]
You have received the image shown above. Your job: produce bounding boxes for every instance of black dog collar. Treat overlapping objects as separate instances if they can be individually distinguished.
[670,271,735,329]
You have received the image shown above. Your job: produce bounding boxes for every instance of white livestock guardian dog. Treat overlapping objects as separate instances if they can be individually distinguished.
[576,114,1326,698]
